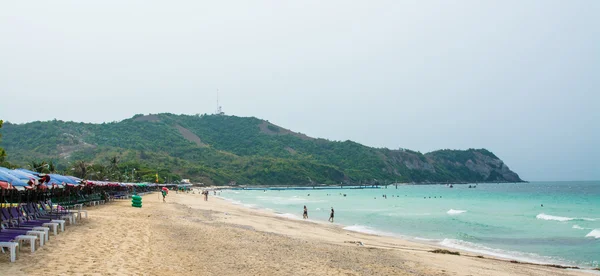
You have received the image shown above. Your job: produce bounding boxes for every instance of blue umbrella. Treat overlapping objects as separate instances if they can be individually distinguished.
[49,174,79,185]
[0,170,29,187]
[5,170,39,183]
[65,176,82,183]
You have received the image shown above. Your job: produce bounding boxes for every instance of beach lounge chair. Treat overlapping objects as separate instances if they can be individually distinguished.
[40,201,75,225]
[0,240,19,262]
[8,207,59,237]
[0,225,45,248]
[24,204,66,232]
[0,212,46,246]
[0,231,38,253]
[3,209,51,242]
[66,203,88,220]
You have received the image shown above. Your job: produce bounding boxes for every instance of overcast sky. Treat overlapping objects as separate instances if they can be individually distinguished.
[1,1,598,181]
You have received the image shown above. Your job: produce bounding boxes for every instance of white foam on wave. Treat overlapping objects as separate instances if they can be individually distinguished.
[343,225,397,237]
[439,239,566,266]
[536,213,572,222]
[414,237,439,242]
[447,209,467,215]
[572,225,585,230]
[536,213,598,222]
[585,229,600,239]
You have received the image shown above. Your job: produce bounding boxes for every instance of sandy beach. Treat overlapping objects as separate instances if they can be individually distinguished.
[0,192,594,276]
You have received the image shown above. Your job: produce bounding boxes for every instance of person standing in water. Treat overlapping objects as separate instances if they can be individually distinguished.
[303,205,308,219]
[329,207,334,222]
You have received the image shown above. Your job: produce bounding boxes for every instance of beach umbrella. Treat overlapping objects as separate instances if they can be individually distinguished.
[49,174,79,185]
[66,176,82,182]
[0,170,29,189]
[0,181,12,190]
[5,169,39,188]
[5,169,38,181]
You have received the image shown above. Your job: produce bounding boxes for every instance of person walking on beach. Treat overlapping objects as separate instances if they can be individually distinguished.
[329,207,334,223]
[161,189,167,202]
[303,205,308,219]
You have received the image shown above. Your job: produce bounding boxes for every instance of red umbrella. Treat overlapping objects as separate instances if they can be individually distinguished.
[0,181,13,190]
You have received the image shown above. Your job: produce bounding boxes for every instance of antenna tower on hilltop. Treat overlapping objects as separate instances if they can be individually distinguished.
[216,89,224,115]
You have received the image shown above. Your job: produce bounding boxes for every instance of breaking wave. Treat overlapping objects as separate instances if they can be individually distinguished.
[536,213,597,222]
[343,225,397,237]
[439,239,569,266]
[447,209,467,215]
[585,229,600,239]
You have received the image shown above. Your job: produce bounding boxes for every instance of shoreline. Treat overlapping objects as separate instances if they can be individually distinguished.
[213,181,531,190]
[214,193,596,272]
[2,192,595,275]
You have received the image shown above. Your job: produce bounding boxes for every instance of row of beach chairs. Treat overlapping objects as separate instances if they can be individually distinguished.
[0,200,94,262]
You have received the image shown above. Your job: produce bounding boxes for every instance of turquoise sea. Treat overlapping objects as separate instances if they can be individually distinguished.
[219,181,600,268]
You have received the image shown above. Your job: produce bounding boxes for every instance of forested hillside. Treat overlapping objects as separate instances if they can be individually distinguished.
[0,114,523,185]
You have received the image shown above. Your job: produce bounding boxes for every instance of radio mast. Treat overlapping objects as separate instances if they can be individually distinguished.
[216,89,224,115]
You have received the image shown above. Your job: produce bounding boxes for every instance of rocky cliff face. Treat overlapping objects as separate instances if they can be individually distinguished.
[463,152,521,182]
[423,149,523,183]
[372,148,523,183]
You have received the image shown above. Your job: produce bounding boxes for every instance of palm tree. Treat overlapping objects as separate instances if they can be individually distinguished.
[108,155,120,181]
[29,161,50,173]
[48,161,56,173]
[0,148,6,163]
[72,160,89,179]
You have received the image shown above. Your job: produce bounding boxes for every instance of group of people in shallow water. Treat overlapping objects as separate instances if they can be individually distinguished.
[303,205,334,223]
[195,189,221,201]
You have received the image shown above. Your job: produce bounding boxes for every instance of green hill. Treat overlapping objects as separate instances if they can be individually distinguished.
[0,113,523,185]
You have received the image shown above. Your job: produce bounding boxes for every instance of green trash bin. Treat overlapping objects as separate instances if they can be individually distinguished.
[132,195,142,208]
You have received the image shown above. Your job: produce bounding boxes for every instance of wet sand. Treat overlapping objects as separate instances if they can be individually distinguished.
[0,192,592,275]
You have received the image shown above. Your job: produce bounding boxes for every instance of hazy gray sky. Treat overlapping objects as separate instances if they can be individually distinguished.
[1,1,598,181]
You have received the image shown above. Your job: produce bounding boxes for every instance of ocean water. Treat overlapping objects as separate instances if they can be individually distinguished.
[219,181,600,268]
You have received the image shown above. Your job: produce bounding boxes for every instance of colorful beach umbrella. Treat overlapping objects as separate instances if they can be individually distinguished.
[0,170,28,187]
[4,169,39,185]
[0,181,13,190]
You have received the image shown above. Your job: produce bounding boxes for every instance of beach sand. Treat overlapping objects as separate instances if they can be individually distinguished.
[0,192,592,276]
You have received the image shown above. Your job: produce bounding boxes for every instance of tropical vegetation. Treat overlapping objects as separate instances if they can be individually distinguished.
[0,114,523,185]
